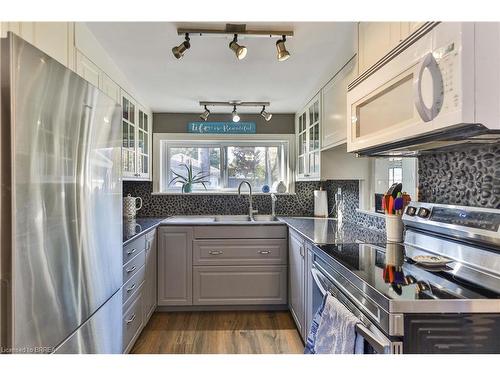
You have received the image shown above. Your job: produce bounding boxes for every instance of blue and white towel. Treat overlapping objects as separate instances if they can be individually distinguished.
[304,293,364,354]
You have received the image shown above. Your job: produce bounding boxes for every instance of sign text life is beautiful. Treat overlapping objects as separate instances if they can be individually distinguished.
[187,122,256,134]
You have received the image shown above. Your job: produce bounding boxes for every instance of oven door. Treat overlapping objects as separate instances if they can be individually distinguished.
[310,264,403,354]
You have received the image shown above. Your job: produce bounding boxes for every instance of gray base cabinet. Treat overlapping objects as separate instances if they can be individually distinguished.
[288,229,306,340]
[193,265,287,305]
[158,224,288,308]
[157,227,193,306]
[121,228,157,353]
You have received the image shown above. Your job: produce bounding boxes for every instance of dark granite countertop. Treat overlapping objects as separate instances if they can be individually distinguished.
[277,217,386,245]
[123,217,166,245]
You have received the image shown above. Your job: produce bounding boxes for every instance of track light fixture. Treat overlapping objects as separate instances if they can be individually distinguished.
[229,34,247,60]
[172,33,190,59]
[232,105,240,122]
[198,101,273,122]
[260,106,273,122]
[174,25,293,62]
[276,35,290,62]
[199,105,210,121]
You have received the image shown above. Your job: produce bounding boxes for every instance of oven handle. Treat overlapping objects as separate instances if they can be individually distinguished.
[310,267,396,354]
[413,52,443,122]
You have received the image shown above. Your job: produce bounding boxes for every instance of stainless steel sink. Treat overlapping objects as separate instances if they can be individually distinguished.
[252,215,279,222]
[213,215,252,222]
[163,216,215,223]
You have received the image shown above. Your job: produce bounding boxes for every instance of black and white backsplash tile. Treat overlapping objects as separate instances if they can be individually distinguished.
[123,179,386,231]
[418,144,500,209]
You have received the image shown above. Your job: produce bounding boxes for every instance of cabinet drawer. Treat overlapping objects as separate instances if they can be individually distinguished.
[122,264,145,306]
[123,250,145,284]
[122,290,143,353]
[193,265,287,305]
[123,235,146,265]
[193,239,287,266]
[194,225,287,239]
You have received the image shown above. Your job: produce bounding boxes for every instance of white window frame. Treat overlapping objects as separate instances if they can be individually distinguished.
[153,133,295,194]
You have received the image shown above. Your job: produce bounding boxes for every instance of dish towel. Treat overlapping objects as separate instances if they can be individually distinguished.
[304,293,364,354]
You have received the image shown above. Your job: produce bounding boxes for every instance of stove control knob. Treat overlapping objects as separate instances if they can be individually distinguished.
[406,206,417,216]
[417,208,431,218]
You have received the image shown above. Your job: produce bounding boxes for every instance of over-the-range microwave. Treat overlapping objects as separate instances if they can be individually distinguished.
[347,22,500,156]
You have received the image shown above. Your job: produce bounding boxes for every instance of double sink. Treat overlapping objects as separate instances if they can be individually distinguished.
[162,214,280,224]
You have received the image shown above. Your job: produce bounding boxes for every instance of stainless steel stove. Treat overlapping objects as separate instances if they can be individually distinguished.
[309,202,500,354]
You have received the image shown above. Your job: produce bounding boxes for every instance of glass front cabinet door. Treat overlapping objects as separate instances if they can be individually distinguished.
[122,91,152,180]
[296,94,321,181]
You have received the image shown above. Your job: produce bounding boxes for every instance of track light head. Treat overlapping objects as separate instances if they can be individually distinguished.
[260,106,273,122]
[232,105,240,122]
[229,34,247,60]
[172,33,191,59]
[276,35,290,62]
[200,105,210,121]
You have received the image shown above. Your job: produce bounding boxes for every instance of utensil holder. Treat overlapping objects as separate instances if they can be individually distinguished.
[385,215,403,243]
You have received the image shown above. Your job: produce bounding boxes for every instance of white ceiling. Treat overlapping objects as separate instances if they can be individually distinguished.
[86,22,357,114]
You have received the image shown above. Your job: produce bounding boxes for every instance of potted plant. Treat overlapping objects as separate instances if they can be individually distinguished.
[169,161,209,193]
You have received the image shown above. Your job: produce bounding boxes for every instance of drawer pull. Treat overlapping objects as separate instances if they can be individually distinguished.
[259,250,271,255]
[126,265,136,274]
[209,250,223,255]
[125,314,136,325]
[126,283,136,293]
[126,248,137,256]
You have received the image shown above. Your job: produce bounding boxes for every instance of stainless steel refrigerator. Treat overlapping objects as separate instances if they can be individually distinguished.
[0,33,123,353]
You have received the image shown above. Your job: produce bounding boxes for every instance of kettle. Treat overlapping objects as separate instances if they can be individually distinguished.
[123,194,143,218]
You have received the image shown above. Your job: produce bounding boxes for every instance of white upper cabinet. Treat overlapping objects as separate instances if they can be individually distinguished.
[1,22,74,69]
[358,22,427,75]
[100,72,121,104]
[76,50,101,88]
[321,56,357,150]
[296,94,321,181]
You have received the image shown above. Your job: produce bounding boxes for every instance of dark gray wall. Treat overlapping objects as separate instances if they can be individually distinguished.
[153,113,295,134]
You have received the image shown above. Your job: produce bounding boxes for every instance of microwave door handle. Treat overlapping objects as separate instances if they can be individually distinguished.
[413,52,444,122]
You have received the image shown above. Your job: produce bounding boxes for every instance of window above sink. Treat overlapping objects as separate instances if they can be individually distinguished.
[153,133,295,194]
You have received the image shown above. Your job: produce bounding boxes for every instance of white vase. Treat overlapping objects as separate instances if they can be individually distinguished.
[276,181,286,193]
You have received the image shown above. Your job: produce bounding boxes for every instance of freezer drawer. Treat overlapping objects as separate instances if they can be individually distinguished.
[193,265,287,305]
[193,239,287,266]
[53,290,123,354]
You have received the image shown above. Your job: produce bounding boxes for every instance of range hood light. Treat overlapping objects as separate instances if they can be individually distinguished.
[232,105,240,122]
[199,105,210,121]
[229,34,247,60]
[172,33,191,59]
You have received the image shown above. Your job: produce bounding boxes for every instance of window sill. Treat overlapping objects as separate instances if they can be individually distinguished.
[356,208,386,219]
[151,191,296,196]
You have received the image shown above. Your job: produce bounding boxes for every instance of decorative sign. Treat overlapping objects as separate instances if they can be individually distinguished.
[188,122,256,134]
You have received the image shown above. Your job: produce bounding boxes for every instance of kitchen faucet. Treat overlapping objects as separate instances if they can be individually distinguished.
[238,181,257,220]
[270,193,277,218]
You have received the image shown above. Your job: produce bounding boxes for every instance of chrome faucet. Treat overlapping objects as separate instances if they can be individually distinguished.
[270,193,277,218]
[238,181,257,220]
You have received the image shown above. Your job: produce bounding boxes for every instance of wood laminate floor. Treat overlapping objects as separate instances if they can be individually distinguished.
[131,311,305,354]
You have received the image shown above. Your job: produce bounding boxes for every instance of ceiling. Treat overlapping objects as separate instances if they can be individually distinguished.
[86,22,357,114]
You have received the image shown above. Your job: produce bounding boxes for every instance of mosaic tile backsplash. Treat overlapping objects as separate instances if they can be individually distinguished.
[418,144,500,209]
[123,180,386,231]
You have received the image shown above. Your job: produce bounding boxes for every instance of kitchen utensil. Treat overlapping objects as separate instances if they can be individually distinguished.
[388,196,394,215]
[411,255,453,267]
[394,192,404,215]
[386,182,403,199]
[123,194,143,218]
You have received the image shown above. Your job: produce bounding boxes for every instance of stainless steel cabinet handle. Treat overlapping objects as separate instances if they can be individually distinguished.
[126,248,136,256]
[125,314,136,325]
[208,250,223,255]
[126,283,136,293]
[259,250,271,255]
[126,265,136,273]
